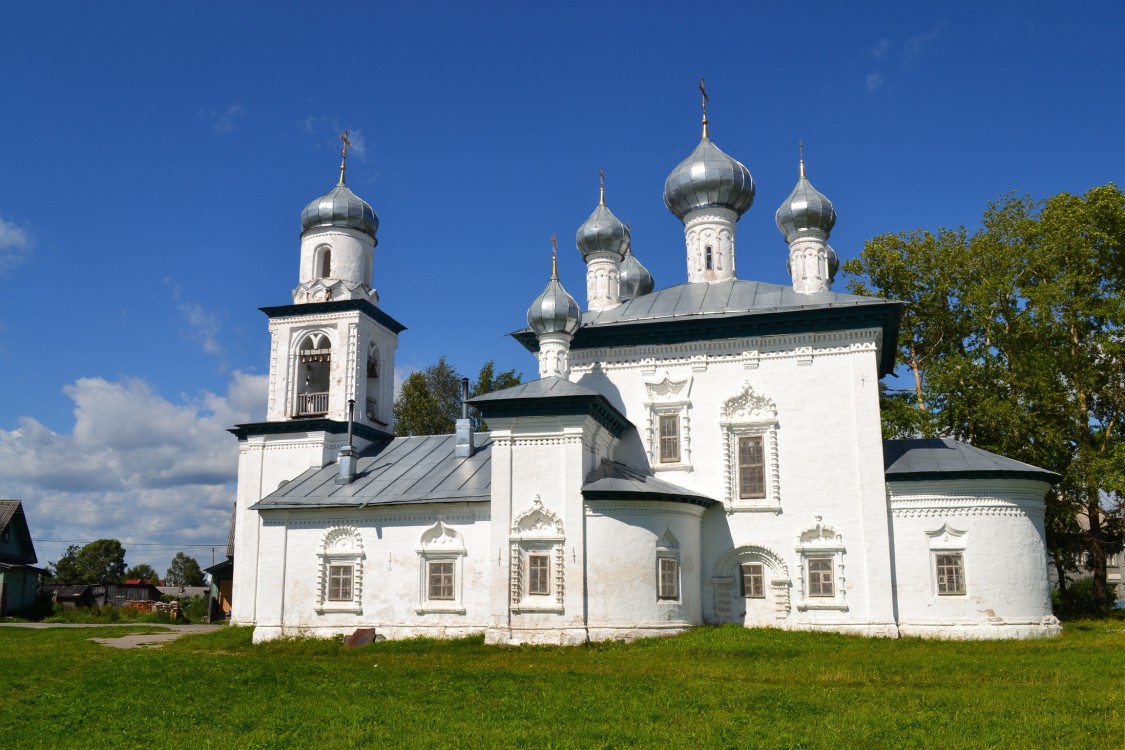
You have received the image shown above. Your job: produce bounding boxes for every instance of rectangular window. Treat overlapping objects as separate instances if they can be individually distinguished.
[528,554,550,596]
[427,561,455,601]
[659,414,680,463]
[740,562,765,598]
[658,558,679,600]
[737,436,765,499]
[936,553,965,595]
[808,558,834,597]
[1108,552,1121,568]
[327,564,353,601]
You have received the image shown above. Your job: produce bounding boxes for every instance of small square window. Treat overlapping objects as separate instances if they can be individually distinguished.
[658,557,679,600]
[528,554,551,596]
[428,561,455,601]
[807,558,834,597]
[740,562,765,598]
[936,553,965,595]
[327,564,353,601]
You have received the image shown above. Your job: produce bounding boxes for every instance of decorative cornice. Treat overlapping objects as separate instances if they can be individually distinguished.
[261,298,406,334]
[228,418,393,442]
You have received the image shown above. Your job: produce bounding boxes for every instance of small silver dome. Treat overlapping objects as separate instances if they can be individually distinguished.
[619,245,654,300]
[775,162,835,241]
[301,182,379,239]
[528,258,582,336]
[663,136,755,221]
[576,188,628,261]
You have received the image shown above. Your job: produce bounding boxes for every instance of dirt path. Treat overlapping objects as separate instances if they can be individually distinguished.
[0,622,224,649]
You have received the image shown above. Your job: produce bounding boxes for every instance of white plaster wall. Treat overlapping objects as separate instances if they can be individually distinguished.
[890,478,1060,639]
[299,227,373,288]
[570,328,898,635]
[584,501,705,639]
[252,503,492,642]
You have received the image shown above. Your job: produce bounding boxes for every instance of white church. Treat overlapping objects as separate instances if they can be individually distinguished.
[229,107,1062,643]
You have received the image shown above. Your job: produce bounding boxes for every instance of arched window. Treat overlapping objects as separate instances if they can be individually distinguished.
[295,333,331,417]
[318,248,332,279]
[704,245,713,271]
[365,344,380,422]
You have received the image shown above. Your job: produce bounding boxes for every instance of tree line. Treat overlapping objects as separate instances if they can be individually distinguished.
[843,184,1125,611]
[393,358,521,436]
[50,539,205,586]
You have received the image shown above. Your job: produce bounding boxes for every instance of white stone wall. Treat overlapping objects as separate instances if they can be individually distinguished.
[889,478,1060,639]
[570,327,899,636]
[298,226,373,290]
[251,503,492,642]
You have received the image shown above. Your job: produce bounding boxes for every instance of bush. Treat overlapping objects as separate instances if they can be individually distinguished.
[1052,577,1105,617]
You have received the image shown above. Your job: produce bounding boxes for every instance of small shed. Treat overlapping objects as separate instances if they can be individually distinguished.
[0,500,48,617]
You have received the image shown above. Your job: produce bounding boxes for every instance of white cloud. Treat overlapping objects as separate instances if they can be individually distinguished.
[0,215,32,273]
[872,38,889,60]
[866,72,885,92]
[1,371,267,574]
[904,25,946,69]
[198,104,246,135]
[300,117,369,161]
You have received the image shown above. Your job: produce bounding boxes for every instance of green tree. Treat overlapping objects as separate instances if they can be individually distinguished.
[50,539,127,584]
[843,184,1125,611]
[165,552,205,586]
[125,564,160,584]
[393,358,522,436]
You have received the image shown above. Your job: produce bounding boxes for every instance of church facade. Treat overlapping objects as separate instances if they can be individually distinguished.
[229,117,1061,644]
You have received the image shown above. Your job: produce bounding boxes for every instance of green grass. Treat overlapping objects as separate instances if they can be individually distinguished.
[1,621,1124,749]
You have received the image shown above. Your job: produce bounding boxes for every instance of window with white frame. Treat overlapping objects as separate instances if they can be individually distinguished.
[316,527,364,614]
[740,562,765,598]
[794,518,846,611]
[926,523,967,598]
[510,496,565,613]
[935,553,966,596]
[644,376,692,471]
[720,382,781,511]
[656,528,681,602]
[415,521,467,614]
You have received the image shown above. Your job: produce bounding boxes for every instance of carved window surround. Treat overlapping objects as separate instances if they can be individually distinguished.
[316,526,365,615]
[510,496,565,614]
[415,521,467,615]
[794,517,847,611]
[720,381,781,513]
[644,375,692,472]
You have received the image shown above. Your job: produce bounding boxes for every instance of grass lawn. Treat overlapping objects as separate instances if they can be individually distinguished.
[1,620,1123,749]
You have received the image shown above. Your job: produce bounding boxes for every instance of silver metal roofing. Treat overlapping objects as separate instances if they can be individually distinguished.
[883,438,1058,481]
[576,199,628,260]
[583,461,714,507]
[527,271,581,336]
[619,246,655,300]
[663,137,755,221]
[776,171,836,241]
[300,182,379,238]
[252,433,492,510]
[467,376,607,403]
[578,279,889,328]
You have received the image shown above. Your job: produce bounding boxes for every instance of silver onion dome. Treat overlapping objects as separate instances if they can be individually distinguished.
[663,136,755,221]
[576,188,629,261]
[775,161,835,242]
[619,245,654,300]
[300,182,379,239]
[528,257,582,336]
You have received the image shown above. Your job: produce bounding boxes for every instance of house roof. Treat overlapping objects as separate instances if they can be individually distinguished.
[467,377,633,438]
[0,500,19,532]
[252,433,493,510]
[583,461,715,507]
[510,280,903,376]
[0,500,37,566]
[883,438,1058,482]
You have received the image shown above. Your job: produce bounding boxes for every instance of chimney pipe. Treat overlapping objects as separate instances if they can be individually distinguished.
[335,398,358,485]
[455,378,474,458]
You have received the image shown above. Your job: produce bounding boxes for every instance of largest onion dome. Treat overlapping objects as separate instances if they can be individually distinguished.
[576,183,628,261]
[663,127,755,221]
[528,250,582,336]
[775,158,836,242]
[619,244,655,300]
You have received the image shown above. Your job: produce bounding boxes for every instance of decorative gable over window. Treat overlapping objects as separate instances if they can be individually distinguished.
[316,526,364,614]
[510,496,565,613]
[416,521,467,614]
[644,374,692,471]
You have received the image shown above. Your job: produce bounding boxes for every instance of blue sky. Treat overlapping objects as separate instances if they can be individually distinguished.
[1,1,1121,575]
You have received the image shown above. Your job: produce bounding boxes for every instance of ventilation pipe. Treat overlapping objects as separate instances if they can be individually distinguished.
[455,377,474,458]
[335,398,358,485]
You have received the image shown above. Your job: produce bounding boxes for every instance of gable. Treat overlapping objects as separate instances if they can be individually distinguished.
[0,500,38,566]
